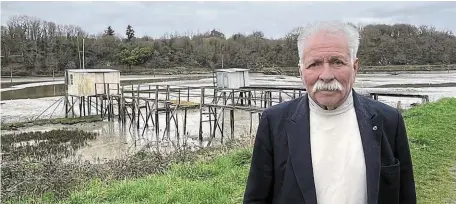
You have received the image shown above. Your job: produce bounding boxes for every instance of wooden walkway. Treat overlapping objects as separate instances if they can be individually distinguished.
[62,83,430,147]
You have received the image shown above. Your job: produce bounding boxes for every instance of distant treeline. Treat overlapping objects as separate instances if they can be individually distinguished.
[1,15,456,76]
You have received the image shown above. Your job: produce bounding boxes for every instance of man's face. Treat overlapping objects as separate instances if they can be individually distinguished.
[300,31,359,110]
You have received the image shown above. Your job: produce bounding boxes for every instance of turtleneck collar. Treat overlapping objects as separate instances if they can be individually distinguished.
[308,89,354,116]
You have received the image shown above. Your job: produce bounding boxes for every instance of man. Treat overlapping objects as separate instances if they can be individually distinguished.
[243,21,416,204]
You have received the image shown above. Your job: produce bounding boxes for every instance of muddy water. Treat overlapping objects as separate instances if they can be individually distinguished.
[1,81,46,88]
[1,108,259,162]
[0,75,210,100]
[2,71,456,161]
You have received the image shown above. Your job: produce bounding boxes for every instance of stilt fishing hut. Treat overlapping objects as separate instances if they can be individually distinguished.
[64,69,121,118]
[215,68,250,89]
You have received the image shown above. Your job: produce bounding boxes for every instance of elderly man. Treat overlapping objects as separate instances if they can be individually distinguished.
[243,21,416,204]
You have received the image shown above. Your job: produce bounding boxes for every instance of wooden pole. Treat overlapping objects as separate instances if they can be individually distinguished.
[166,85,170,139]
[176,88,181,140]
[64,70,68,118]
[230,89,235,139]
[222,91,226,142]
[212,89,218,141]
[83,96,86,116]
[269,91,272,107]
[95,85,98,115]
[183,87,189,136]
[199,87,205,142]
[79,96,82,117]
[155,85,159,136]
[136,84,140,129]
[131,85,135,124]
[121,85,125,123]
[117,83,121,120]
[71,96,75,117]
[88,96,91,115]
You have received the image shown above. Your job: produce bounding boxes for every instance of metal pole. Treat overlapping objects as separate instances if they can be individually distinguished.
[82,38,85,69]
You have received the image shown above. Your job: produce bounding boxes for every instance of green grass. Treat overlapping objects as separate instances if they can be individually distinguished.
[8,98,456,204]
[63,148,253,204]
[403,98,456,204]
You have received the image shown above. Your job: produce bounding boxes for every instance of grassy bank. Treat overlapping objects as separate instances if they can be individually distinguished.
[404,98,456,203]
[3,98,456,203]
[66,148,252,204]
[1,133,252,203]
[64,98,456,204]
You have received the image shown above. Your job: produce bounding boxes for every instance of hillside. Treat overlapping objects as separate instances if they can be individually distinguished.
[1,15,456,76]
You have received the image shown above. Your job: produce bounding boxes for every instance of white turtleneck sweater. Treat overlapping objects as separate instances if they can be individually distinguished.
[308,91,368,204]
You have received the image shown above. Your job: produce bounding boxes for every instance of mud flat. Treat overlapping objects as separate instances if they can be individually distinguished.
[1,72,455,161]
[2,108,258,162]
[3,71,456,124]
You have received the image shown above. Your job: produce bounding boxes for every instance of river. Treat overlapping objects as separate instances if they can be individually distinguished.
[1,71,455,161]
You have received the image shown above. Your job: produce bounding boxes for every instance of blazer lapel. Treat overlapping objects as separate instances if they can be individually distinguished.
[285,91,382,204]
[353,91,382,204]
[286,95,318,204]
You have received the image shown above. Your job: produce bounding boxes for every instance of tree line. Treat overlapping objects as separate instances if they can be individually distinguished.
[1,15,456,75]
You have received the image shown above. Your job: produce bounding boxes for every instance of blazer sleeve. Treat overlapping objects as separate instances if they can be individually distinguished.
[395,110,417,204]
[243,111,274,204]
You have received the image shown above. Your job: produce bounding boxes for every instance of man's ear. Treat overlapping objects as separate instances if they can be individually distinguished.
[299,62,306,85]
[353,58,359,75]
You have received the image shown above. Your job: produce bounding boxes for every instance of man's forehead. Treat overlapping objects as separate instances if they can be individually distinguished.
[302,32,350,60]
[303,46,350,60]
[304,30,348,46]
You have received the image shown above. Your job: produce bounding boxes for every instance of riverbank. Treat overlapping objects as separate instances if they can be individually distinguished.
[259,64,456,76]
[63,98,456,204]
[3,98,455,203]
[66,97,456,204]
[2,64,456,78]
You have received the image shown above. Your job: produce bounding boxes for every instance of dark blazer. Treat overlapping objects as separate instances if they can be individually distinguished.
[243,90,416,204]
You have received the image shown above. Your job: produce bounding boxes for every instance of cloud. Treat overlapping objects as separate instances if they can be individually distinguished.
[1,1,455,38]
[367,1,456,18]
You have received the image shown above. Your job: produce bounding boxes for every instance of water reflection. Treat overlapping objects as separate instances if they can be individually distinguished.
[0,76,208,101]
[1,81,42,88]
[1,84,64,100]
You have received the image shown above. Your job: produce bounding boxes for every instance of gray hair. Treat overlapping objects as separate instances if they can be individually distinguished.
[297,20,360,65]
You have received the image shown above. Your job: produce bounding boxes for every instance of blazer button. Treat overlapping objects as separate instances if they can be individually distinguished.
[373,126,378,130]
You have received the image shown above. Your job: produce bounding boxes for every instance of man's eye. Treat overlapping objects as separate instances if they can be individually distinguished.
[333,60,345,65]
[306,63,316,68]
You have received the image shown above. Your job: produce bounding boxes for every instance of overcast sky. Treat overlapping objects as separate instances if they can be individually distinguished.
[1,1,456,39]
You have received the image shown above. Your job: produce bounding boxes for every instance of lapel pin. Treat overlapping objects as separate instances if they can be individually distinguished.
[373,126,378,131]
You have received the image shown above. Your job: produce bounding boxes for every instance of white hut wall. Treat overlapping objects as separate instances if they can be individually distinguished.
[94,72,120,95]
[227,71,244,89]
[67,72,78,96]
[78,72,96,96]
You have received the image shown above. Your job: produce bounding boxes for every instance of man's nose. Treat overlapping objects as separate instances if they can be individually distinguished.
[318,62,335,83]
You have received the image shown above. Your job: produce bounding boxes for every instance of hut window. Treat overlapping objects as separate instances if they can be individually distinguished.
[70,74,73,85]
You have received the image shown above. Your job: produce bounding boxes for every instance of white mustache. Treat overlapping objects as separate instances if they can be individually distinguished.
[312,80,344,93]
